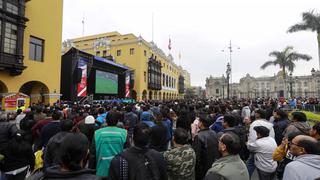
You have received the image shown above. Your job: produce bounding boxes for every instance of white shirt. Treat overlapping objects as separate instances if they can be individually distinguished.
[247,136,278,173]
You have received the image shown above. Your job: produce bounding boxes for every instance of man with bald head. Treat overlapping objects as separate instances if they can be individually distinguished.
[283,135,320,180]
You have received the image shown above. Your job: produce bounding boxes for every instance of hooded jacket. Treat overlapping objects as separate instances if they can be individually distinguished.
[0,121,17,152]
[248,119,275,143]
[205,155,249,180]
[283,154,320,180]
[247,136,278,173]
[283,121,311,137]
[28,166,100,180]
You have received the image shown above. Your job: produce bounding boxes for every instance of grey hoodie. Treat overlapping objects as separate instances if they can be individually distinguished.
[283,154,320,180]
[284,122,311,137]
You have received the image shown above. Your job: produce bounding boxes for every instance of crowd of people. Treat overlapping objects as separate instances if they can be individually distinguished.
[0,98,320,180]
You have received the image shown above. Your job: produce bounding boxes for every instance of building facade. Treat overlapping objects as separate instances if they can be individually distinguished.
[0,0,63,107]
[206,69,320,99]
[62,32,190,100]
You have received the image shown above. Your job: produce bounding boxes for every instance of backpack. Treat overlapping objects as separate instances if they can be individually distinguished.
[225,126,249,160]
[120,149,161,180]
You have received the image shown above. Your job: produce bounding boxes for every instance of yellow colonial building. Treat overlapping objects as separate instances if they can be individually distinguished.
[62,32,189,100]
[0,0,63,110]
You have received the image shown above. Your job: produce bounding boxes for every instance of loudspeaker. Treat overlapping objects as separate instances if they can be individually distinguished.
[130,79,134,89]
[75,68,82,83]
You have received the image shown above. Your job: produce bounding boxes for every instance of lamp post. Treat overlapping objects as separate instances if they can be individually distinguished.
[226,63,231,99]
[311,68,316,97]
[222,40,240,98]
[289,72,293,98]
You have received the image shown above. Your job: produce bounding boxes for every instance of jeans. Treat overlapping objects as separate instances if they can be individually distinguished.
[246,153,255,177]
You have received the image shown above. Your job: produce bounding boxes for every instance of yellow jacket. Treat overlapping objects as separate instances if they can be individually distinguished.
[272,144,288,161]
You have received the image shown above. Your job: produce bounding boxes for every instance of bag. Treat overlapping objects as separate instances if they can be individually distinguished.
[34,150,44,173]
[121,149,161,180]
[225,126,249,160]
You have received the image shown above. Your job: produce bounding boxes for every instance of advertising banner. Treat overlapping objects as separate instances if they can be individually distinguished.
[125,73,130,98]
[77,58,88,97]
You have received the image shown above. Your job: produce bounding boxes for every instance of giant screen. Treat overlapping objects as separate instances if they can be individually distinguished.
[95,70,118,94]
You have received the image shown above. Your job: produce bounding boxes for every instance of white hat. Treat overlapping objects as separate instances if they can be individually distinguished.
[85,115,95,124]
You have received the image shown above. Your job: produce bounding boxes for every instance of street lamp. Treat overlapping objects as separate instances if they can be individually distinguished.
[289,72,293,98]
[222,74,225,99]
[222,40,240,98]
[226,63,231,99]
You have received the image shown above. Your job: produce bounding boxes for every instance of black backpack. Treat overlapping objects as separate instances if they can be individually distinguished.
[120,149,161,180]
[225,126,250,161]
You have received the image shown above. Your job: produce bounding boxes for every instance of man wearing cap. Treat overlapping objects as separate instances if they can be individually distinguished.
[246,109,275,177]
[76,115,98,146]
[247,126,278,180]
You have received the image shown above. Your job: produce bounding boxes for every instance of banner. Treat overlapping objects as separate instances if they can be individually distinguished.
[77,58,88,97]
[125,73,130,98]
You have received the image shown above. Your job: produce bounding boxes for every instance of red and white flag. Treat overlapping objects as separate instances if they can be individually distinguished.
[168,38,172,50]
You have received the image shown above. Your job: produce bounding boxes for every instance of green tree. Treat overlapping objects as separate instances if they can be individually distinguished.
[288,10,320,69]
[260,46,312,79]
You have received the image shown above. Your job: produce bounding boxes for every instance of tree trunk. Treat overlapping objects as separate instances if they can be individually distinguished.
[282,65,286,79]
[318,33,320,70]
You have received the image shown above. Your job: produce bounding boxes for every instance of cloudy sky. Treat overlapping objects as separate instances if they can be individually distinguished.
[62,0,320,87]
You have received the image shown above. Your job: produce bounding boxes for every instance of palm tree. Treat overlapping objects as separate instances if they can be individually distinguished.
[288,10,320,69]
[260,46,312,79]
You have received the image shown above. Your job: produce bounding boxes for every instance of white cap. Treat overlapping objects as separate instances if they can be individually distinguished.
[85,115,95,124]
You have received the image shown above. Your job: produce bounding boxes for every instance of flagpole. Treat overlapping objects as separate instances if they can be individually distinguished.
[152,12,154,42]
[82,13,85,36]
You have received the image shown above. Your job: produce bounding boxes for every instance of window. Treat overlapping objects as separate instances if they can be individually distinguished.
[304,82,308,87]
[166,75,168,87]
[0,0,3,9]
[163,74,165,86]
[4,22,17,54]
[144,50,147,56]
[6,2,18,15]
[130,48,134,55]
[144,71,146,82]
[102,50,107,57]
[216,89,219,94]
[96,51,100,56]
[29,36,44,61]
[117,50,121,56]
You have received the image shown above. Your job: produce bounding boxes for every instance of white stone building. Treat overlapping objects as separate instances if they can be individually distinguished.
[206,69,320,99]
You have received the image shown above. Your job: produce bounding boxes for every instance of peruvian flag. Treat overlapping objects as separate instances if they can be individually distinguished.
[168,38,172,50]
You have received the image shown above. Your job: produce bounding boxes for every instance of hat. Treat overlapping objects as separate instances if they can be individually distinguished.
[85,115,95,124]
[254,126,270,137]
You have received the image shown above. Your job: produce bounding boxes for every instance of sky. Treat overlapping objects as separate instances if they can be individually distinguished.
[62,0,320,87]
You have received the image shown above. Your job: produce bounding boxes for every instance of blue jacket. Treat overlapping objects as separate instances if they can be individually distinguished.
[162,118,173,142]
[210,115,224,133]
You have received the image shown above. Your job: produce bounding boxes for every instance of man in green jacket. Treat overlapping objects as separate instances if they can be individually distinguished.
[89,110,129,178]
[205,132,249,180]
